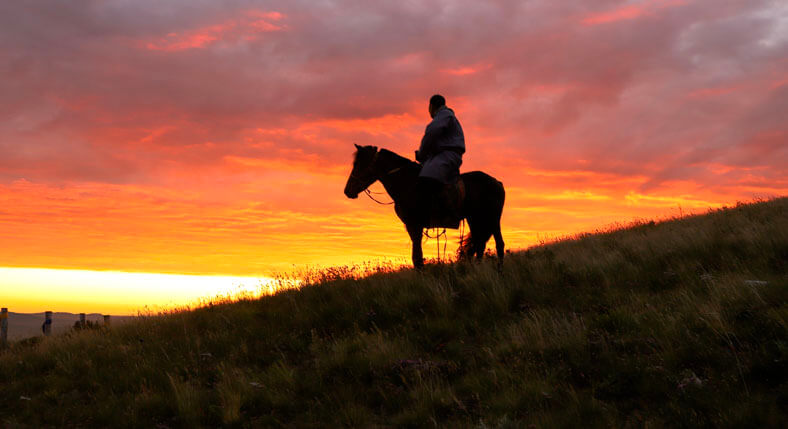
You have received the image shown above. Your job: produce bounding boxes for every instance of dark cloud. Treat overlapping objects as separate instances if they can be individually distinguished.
[0,0,785,195]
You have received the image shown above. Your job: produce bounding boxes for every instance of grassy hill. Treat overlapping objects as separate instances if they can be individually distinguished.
[1,198,786,428]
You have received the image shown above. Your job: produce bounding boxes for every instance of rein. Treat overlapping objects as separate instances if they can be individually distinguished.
[364,188,394,205]
[362,168,399,205]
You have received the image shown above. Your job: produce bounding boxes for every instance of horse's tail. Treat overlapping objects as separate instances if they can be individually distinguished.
[458,228,473,259]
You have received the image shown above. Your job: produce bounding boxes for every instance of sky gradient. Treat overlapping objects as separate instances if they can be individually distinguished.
[1,0,786,313]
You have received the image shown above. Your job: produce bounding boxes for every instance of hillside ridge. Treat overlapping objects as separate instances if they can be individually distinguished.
[1,198,786,428]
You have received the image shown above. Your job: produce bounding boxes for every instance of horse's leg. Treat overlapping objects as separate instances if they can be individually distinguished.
[407,224,424,269]
[473,230,492,261]
[493,225,504,270]
[465,217,491,261]
[464,217,478,260]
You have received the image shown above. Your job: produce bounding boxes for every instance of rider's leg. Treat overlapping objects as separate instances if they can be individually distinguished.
[417,176,442,226]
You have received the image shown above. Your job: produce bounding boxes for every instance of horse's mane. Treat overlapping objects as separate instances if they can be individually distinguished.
[379,148,419,169]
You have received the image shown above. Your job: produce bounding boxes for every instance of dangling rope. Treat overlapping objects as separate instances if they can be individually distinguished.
[459,218,465,257]
[422,218,465,263]
[442,229,447,261]
[422,228,446,239]
[423,228,448,262]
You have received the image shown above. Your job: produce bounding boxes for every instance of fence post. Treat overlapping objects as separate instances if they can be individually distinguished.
[1,308,8,349]
[79,313,86,328]
[43,311,52,336]
[103,315,111,327]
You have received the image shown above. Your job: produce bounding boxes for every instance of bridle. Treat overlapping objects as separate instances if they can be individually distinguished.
[350,150,401,185]
[350,150,401,205]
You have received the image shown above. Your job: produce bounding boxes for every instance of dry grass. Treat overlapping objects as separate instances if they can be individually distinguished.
[0,197,786,428]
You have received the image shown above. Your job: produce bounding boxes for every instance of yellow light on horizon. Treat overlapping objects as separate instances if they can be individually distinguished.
[0,267,282,315]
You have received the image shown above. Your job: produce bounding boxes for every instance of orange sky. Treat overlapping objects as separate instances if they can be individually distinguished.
[1,0,786,314]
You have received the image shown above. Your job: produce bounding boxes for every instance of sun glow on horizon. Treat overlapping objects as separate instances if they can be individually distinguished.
[0,267,286,315]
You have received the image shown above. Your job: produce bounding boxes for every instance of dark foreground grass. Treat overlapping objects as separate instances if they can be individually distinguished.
[1,198,786,428]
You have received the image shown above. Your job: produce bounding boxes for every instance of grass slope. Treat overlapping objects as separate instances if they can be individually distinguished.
[1,198,786,428]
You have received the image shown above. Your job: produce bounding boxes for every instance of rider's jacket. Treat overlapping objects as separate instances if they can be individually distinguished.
[416,106,465,184]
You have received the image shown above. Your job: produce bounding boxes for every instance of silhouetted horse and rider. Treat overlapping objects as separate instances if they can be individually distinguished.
[344,95,505,269]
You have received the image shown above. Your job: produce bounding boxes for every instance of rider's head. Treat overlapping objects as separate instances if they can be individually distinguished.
[428,94,446,118]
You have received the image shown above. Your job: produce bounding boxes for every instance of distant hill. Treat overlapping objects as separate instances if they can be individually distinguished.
[4,312,134,341]
[0,198,785,427]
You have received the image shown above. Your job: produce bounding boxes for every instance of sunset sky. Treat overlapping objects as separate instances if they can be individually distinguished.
[1,0,786,314]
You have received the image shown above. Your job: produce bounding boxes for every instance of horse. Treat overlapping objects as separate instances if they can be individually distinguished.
[344,144,505,269]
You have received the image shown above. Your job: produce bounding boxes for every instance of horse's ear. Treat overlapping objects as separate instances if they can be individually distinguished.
[354,143,361,150]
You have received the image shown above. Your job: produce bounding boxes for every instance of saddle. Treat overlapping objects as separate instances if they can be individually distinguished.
[427,179,465,229]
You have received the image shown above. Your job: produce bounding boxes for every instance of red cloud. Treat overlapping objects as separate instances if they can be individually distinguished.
[145,24,232,51]
[441,63,493,76]
[144,10,285,51]
[582,0,687,25]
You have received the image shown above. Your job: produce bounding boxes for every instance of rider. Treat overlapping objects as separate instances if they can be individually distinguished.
[415,94,465,227]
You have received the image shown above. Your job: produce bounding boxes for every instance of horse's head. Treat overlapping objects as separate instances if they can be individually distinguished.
[344,144,379,199]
